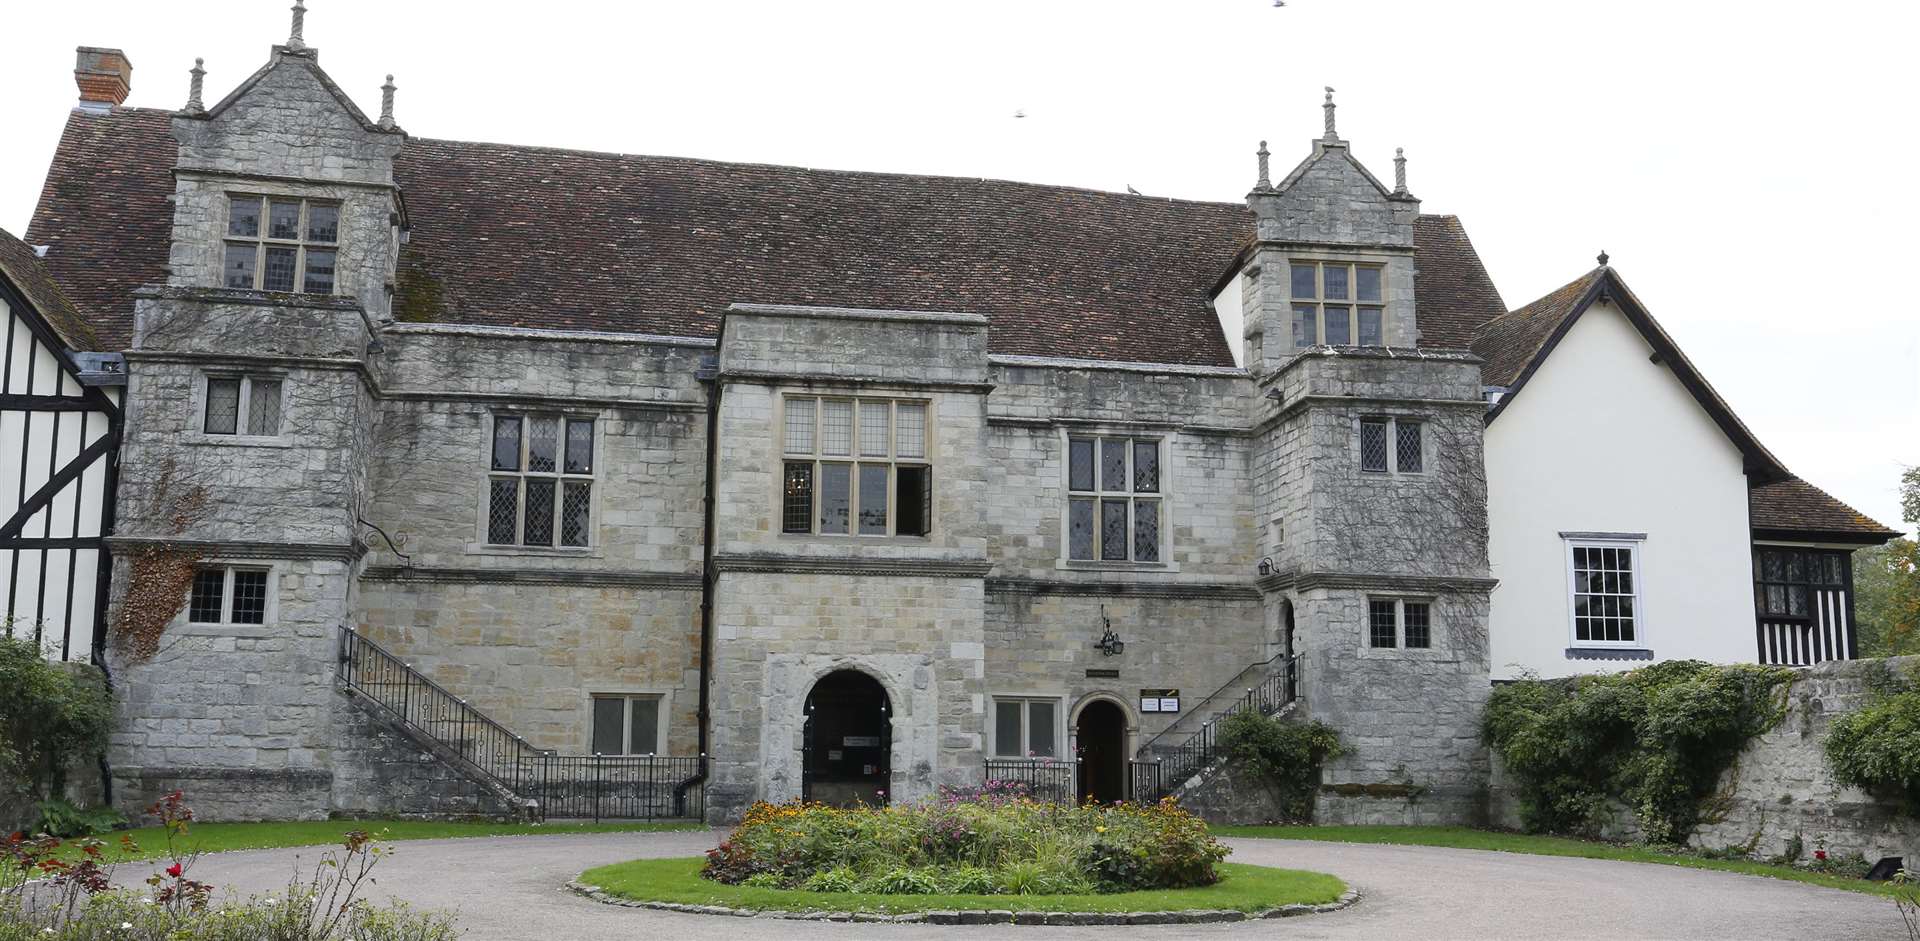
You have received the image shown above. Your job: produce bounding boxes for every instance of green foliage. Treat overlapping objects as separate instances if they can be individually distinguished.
[1483,660,1794,844]
[1857,540,1920,658]
[31,798,125,838]
[1215,711,1344,823]
[1825,667,1920,815]
[701,796,1229,894]
[0,636,113,802]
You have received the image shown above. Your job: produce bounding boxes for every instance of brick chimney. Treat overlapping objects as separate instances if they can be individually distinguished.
[73,47,132,112]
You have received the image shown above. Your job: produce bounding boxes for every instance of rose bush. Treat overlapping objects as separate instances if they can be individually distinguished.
[701,794,1228,894]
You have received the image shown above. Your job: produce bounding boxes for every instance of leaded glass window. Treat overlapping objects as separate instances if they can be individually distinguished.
[1403,601,1431,648]
[486,415,595,547]
[1360,420,1390,473]
[223,195,340,295]
[1369,599,1398,648]
[188,567,271,625]
[1753,547,1846,620]
[1289,260,1387,349]
[1066,435,1163,562]
[782,396,930,537]
[1570,542,1641,644]
[1360,417,1426,475]
[204,375,283,437]
[1395,421,1423,473]
[1368,598,1433,650]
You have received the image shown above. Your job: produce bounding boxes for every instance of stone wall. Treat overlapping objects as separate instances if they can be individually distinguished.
[1491,657,1920,864]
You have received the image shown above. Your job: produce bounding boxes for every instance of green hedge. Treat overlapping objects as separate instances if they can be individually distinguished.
[1483,660,1793,844]
[1825,664,1920,815]
[0,636,112,817]
[1215,712,1343,823]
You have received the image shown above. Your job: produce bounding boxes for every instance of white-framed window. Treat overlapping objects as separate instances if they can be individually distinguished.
[781,396,931,537]
[187,566,271,625]
[991,697,1060,758]
[1359,417,1423,474]
[1367,597,1431,649]
[1066,436,1162,562]
[487,414,595,548]
[223,195,339,294]
[589,694,664,756]
[204,374,284,437]
[1566,539,1643,646]
[1291,260,1386,348]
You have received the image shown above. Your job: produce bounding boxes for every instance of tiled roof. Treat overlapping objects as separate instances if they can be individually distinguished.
[0,227,96,351]
[1751,476,1902,543]
[1472,266,1604,388]
[1411,215,1506,350]
[25,107,1507,368]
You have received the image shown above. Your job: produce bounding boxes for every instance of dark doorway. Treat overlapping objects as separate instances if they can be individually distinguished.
[802,670,892,807]
[1076,699,1128,805]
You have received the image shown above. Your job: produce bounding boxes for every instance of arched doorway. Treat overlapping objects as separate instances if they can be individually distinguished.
[1076,699,1128,805]
[802,670,892,806]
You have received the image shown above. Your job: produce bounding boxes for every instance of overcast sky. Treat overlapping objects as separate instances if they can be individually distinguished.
[1,0,1914,535]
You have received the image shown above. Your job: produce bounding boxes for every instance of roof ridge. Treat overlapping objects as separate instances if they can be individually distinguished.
[1482,265,1605,327]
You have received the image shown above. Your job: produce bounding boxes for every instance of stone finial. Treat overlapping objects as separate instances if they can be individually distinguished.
[379,74,397,129]
[1393,147,1407,195]
[1597,250,1610,266]
[185,58,206,114]
[1322,86,1338,140]
[288,0,309,51]
[1256,140,1271,190]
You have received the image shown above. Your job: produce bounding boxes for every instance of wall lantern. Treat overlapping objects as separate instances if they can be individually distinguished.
[1095,607,1126,657]
[1257,556,1274,576]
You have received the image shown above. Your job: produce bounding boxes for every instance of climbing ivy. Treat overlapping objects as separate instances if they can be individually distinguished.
[1216,711,1344,823]
[1483,660,1794,844]
[1825,662,1920,816]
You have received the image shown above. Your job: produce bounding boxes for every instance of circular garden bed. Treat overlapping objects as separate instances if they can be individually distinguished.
[574,792,1351,923]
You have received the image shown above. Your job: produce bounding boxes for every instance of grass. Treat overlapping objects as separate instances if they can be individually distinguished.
[1214,824,1906,899]
[578,858,1346,915]
[20,818,700,867]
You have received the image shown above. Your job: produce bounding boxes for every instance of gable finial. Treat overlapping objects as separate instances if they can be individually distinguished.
[1393,147,1408,195]
[1597,249,1610,267]
[379,74,397,129]
[1322,86,1337,140]
[288,0,309,51]
[185,58,207,114]
[1256,140,1271,190]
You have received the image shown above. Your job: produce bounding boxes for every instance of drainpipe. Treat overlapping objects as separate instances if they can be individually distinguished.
[690,334,723,808]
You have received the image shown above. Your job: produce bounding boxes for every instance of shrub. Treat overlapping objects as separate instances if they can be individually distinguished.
[0,636,113,805]
[31,797,125,837]
[1215,712,1344,823]
[1484,660,1794,843]
[1825,668,1920,815]
[701,796,1227,894]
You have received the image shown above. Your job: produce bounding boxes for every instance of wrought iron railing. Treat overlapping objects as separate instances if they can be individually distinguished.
[1126,760,1163,803]
[1132,653,1300,800]
[982,757,1077,804]
[337,627,704,821]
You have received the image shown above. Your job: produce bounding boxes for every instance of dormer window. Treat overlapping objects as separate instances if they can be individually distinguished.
[1290,261,1385,348]
[224,196,339,295]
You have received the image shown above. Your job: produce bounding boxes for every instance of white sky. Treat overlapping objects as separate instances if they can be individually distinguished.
[1,0,1915,535]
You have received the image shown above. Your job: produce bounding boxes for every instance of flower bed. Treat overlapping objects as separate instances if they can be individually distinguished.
[702,796,1228,895]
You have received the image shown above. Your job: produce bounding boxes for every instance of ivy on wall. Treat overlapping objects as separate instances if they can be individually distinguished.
[1483,660,1794,844]
[1216,711,1344,823]
[1825,662,1920,815]
[111,458,210,664]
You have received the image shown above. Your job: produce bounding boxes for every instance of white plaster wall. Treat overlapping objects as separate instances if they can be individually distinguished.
[1211,273,1244,368]
[1485,299,1755,679]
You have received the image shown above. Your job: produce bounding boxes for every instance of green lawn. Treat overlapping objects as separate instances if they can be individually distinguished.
[578,858,1345,915]
[24,818,699,867]
[1214,824,1905,898]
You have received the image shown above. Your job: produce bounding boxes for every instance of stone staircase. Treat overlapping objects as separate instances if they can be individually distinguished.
[1133,652,1299,799]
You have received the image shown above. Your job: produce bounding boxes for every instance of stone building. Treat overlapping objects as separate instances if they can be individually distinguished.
[12,10,1890,824]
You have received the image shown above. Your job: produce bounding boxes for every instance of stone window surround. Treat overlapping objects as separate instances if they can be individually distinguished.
[1053,427,1178,572]
[584,688,675,757]
[773,391,937,542]
[1353,415,1425,477]
[221,192,340,295]
[1281,250,1403,355]
[1354,593,1455,660]
[468,409,605,557]
[988,693,1067,760]
[190,370,293,448]
[183,562,279,627]
[1563,532,1649,651]
[1289,258,1387,348]
[1364,596,1433,650]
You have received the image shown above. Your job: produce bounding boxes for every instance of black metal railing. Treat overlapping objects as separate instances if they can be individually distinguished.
[1132,653,1300,800]
[337,627,704,821]
[1126,760,1163,803]
[982,758,1077,804]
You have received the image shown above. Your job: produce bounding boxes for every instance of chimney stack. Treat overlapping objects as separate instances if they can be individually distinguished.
[74,47,132,112]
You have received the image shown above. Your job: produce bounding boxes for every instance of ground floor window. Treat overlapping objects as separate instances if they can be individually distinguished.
[590,694,662,756]
[1367,597,1431,649]
[992,697,1060,758]
[187,567,270,625]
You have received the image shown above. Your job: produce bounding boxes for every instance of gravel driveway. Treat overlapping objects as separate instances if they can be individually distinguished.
[119,829,1903,940]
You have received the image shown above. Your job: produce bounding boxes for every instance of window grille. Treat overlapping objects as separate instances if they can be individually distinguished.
[1360,420,1390,473]
[487,415,595,547]
[1395,421,1423,473]
[1067,435,1162,563]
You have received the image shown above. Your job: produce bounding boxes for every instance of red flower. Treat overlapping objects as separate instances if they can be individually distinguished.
[1814,850,1828,861]
[166,862,183,878]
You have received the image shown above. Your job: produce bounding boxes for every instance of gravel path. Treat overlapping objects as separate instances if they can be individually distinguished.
[122,829,1904,940]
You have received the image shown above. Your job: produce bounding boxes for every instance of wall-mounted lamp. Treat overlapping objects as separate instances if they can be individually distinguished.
[1095,606,1126,657]
[1257,556,1274,576]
